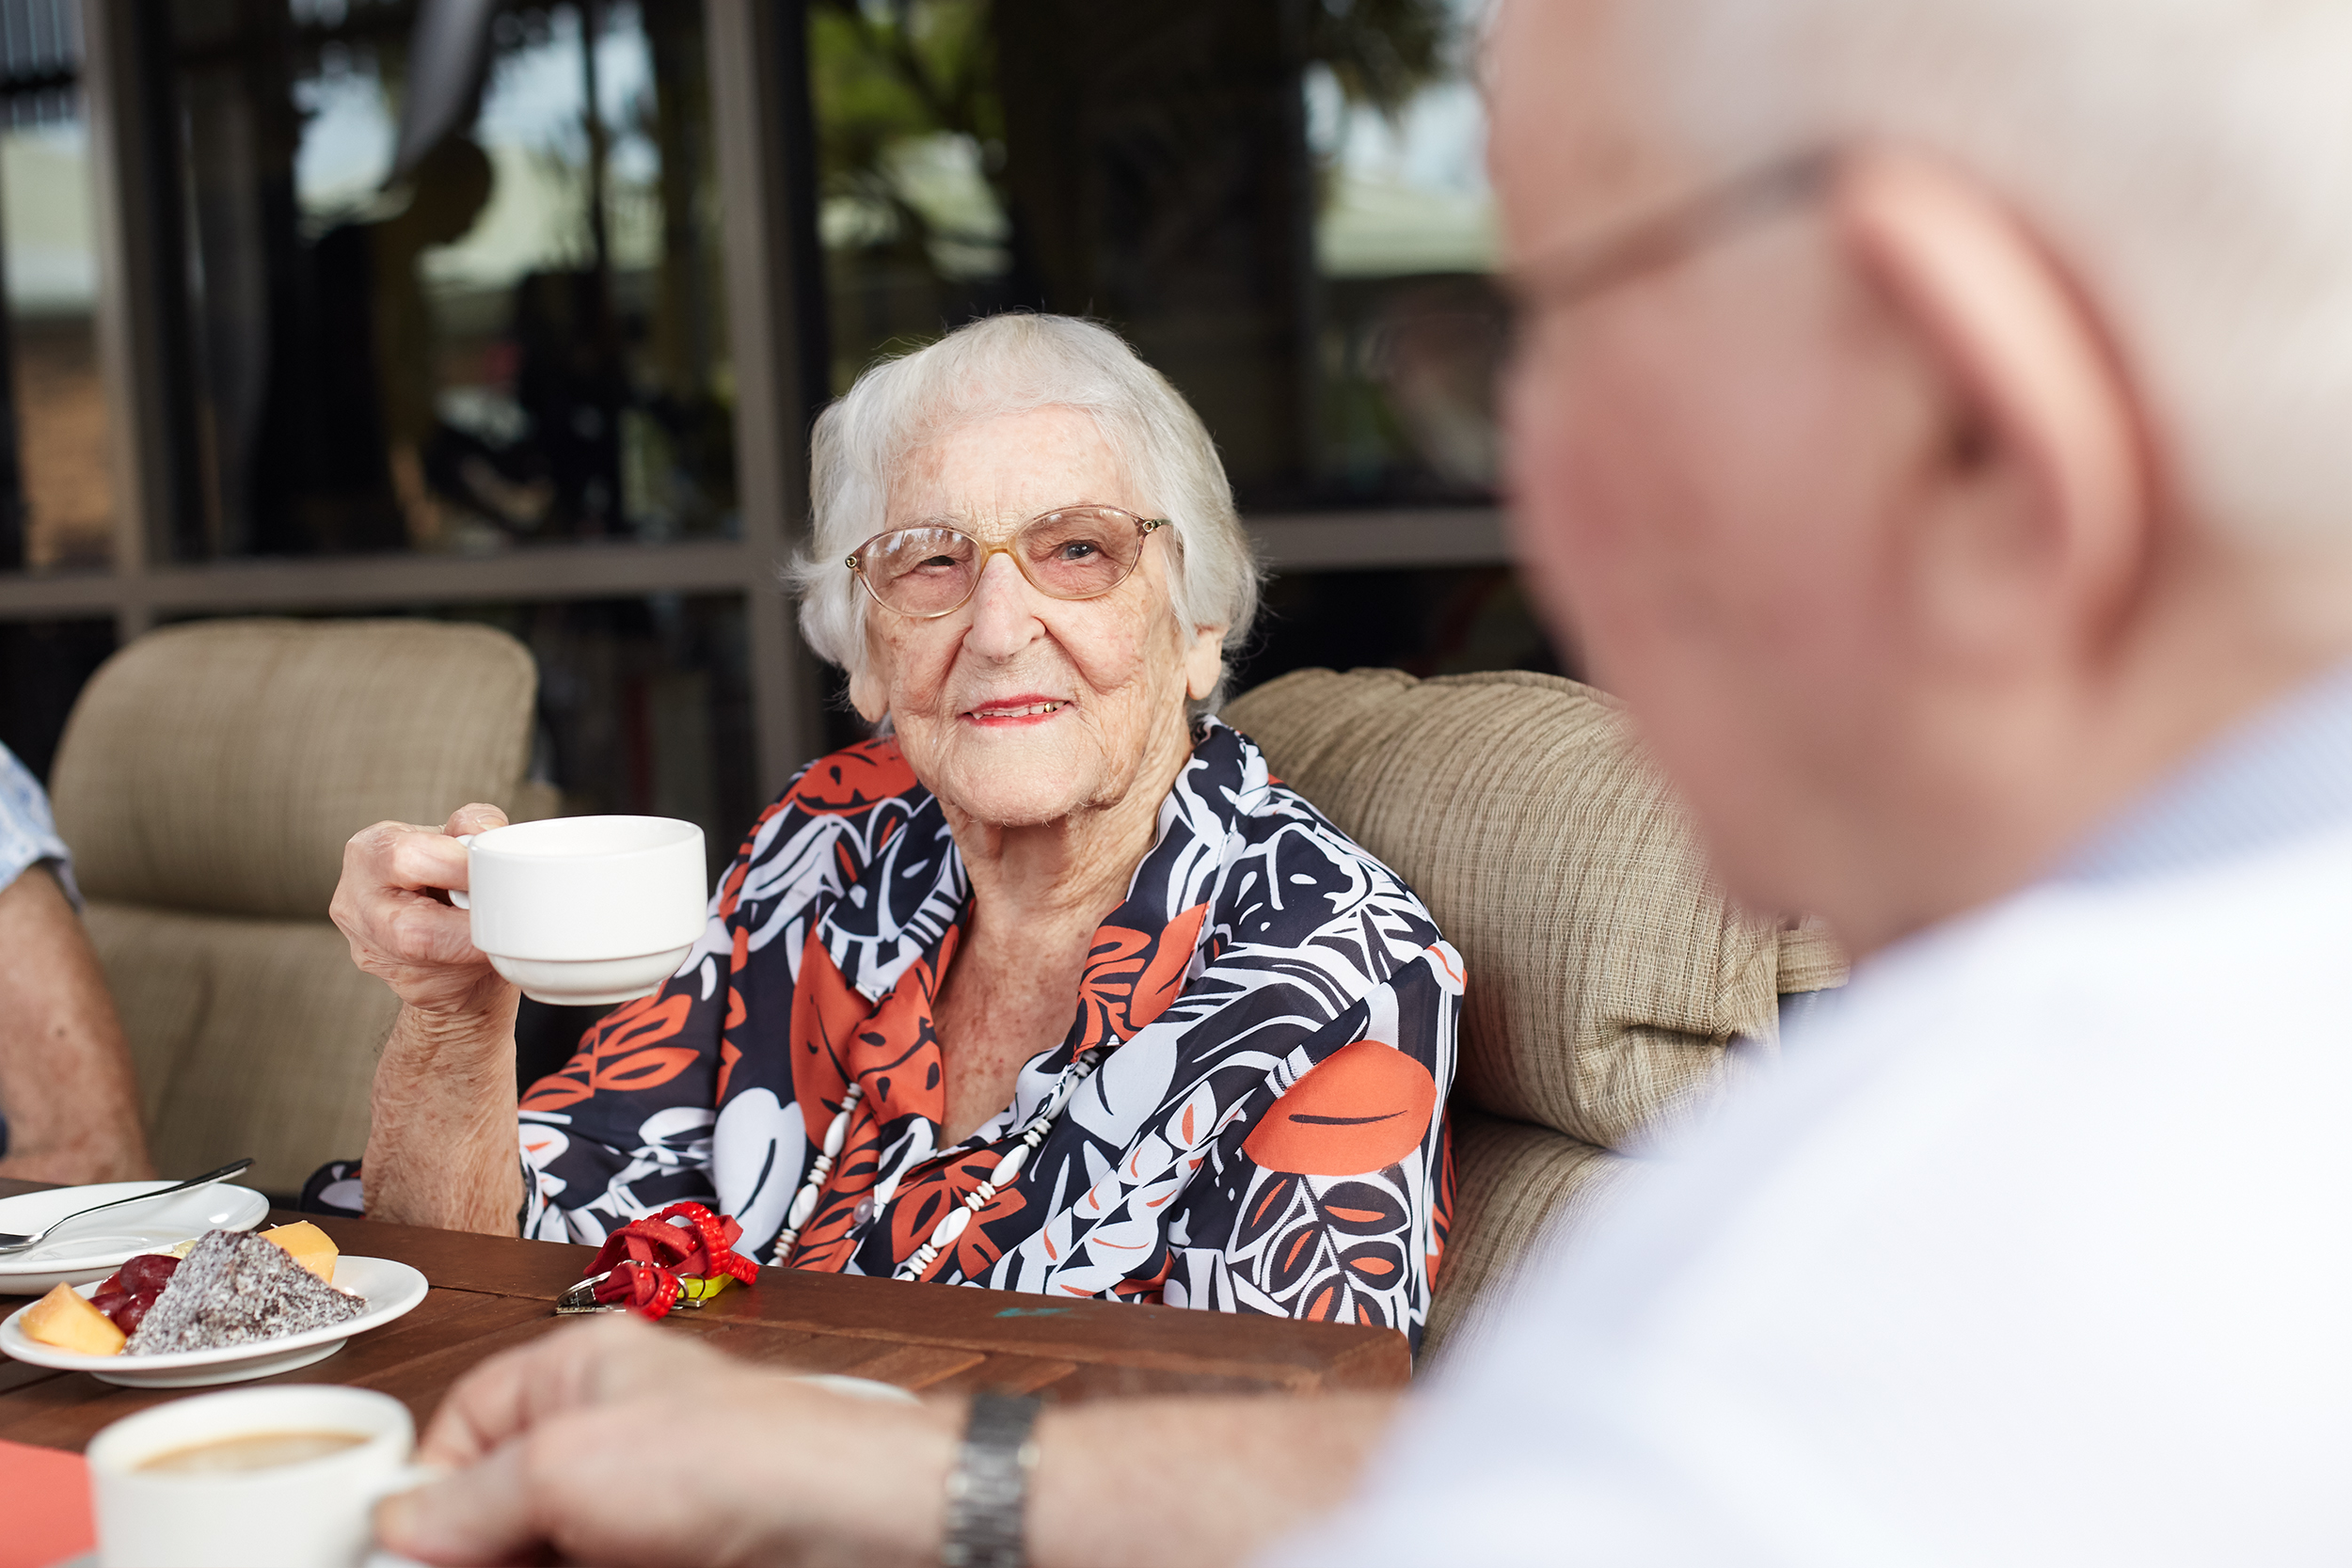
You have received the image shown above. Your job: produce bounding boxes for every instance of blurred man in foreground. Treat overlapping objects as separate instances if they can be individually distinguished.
[0,742,151,1183]
[380,0,2352,1561]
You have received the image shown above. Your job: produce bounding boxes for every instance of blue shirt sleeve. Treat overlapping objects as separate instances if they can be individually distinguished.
[0,741,77,909]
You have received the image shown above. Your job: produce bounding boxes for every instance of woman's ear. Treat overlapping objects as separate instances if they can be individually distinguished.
[849,671,887,724]
[1184,625,1229,702]
[850,623,892,723]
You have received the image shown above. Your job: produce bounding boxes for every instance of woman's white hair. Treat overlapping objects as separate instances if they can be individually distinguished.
[1625,0,2352,551]
[788,313,1261,715]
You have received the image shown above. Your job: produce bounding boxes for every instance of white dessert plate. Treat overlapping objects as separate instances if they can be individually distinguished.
[0,1255,428,1388]
[0,1180,270,1292]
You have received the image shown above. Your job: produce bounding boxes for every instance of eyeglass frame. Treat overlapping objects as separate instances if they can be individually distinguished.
[843,505,1171,620]
[1505,149,1838,324]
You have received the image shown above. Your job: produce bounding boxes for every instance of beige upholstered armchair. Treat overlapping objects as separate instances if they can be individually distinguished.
[47,619,558,1196]
[1223,668,1846,1361]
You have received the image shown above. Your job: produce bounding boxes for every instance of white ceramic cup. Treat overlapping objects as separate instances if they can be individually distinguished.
[450,815,707,1006]
[86,1385,435,1568]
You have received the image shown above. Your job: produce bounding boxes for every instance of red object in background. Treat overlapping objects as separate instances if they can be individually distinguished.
[0,1438,93,1568]
[583,1202,757,1321]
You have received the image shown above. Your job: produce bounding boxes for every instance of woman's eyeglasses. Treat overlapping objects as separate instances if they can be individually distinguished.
[845,505,1168,619]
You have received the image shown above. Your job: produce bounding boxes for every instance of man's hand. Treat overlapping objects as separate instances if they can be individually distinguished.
[376,1315,1398,1568]
[331,803,513,1020]
[375,1316,956,1567]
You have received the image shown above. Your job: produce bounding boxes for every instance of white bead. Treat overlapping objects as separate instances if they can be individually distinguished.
[929,1206,972,1248]
[821,1112,851,1158]
[992,1143,1030,1185]
[786,1184,818,1229]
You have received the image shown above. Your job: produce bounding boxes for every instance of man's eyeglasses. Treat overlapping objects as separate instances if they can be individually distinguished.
[1507,150,1837,320]
[846,504,1168,619]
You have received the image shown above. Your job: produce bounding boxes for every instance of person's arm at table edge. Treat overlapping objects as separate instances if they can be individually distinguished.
[362,994,524,1233]
[1025,1389,1400,1568]
[0,863,152,1184]
[385,1315,1398,1567]
[336,806,526,1235]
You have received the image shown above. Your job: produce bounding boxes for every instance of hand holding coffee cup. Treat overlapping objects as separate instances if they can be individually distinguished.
[333,807,707,1014]
[87,1385,437,1567]
[450,816,707,1005]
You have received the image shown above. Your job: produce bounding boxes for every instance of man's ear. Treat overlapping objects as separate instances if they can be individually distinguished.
[1184,625,1229,702]
[1832,149,2151,659]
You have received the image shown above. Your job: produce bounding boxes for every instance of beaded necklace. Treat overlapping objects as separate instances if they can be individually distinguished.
[767,1046,1109,1278]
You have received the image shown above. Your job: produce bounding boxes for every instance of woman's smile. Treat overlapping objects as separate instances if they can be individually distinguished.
[961,693,1072,726]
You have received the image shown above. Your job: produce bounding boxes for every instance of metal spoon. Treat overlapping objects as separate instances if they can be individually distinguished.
[0,1158,256,1257]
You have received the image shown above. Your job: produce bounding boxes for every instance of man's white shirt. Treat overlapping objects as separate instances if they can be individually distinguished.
[1267,771,2352,1563]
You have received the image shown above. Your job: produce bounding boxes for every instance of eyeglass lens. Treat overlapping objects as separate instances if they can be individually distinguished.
[859,507,1146,615]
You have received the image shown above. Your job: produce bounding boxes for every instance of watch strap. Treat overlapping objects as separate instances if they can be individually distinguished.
[942,1390,1041,1568]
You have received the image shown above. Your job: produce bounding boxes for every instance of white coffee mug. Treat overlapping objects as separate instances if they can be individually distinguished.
[451,815,707,1005]
[86,1385,435,1568]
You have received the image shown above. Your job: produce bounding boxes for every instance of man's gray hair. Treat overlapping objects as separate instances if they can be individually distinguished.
[1628,0,2352,548]
[789,313,1261,713]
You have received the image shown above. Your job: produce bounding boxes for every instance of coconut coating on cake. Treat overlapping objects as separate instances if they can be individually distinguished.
[123,1229,364,1354]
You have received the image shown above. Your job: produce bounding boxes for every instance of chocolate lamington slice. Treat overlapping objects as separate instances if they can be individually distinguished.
[124,1229,364,1355]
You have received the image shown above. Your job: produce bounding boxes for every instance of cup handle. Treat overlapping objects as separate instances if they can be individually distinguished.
[448,834,477,911]
[365,1462,450,1567]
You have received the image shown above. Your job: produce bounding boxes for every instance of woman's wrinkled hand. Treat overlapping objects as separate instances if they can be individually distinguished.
[330,803,513,1018]
[374,1315,955,1568]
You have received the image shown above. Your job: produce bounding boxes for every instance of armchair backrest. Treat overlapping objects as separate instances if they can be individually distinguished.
[1223,667,1845,1356]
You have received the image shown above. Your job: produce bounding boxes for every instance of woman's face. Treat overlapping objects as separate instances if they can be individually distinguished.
[850,407,1227,829]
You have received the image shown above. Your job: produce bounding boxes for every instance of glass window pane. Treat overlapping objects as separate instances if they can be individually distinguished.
[810,0,1501,512]
[0,0,112,574]
[0,617,116,780]
[1308,0,1502,502]
[167,0,735,559]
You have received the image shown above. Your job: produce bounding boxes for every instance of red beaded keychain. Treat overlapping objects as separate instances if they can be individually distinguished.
[574,1202,760,1321]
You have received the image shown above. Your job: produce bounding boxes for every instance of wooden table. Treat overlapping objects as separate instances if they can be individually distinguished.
[0,1181,1409,1454]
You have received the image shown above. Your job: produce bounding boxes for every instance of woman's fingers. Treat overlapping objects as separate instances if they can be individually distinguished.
[331,816,508,1013]
[444,801,511,839]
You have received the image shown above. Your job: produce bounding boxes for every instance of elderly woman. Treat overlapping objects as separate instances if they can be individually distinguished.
[334,314,1460,1343]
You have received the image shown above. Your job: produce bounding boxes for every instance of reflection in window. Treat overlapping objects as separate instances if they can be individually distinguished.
[1310,0,1502,501]
[168,0,734,559]
[809,0,1498,512]
[0,0,111,572]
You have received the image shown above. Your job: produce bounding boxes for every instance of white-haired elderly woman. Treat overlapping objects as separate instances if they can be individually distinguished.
[333,313,1463,1346]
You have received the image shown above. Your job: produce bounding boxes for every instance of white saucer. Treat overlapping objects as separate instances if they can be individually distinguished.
[0,1181,271,1293]
[0,1256,428,1387]
[793,1372,922,1406]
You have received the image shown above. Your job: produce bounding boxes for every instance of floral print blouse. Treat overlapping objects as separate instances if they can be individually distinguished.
[516,720,1462,1346]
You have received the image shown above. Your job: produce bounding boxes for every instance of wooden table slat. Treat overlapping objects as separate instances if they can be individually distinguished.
[0,1180,1410,1454]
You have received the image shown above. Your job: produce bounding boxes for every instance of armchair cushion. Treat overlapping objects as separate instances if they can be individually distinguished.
[1223,667,1844,1150]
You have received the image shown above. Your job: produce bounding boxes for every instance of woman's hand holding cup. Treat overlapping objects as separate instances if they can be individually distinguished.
[331,803,515,1021]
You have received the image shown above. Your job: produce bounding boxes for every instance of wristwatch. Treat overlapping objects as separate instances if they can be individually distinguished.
[941,1390,1042,1568]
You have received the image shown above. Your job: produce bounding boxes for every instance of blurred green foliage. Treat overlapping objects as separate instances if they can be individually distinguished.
[808,0,1456,266]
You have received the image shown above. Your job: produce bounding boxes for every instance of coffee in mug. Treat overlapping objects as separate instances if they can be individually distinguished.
[136,1430,371,1474]
[86,1385,434,1568]
[452,814,707,1005]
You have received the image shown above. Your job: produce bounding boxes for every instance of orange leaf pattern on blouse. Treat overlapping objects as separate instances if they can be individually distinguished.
[516,724,1462,1351]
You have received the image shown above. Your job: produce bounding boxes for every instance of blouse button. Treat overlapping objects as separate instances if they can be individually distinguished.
[851,1194,876,1229]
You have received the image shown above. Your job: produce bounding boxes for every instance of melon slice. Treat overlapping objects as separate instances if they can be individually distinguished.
[22,1282,126,1355]
[259,1221,338,1282]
